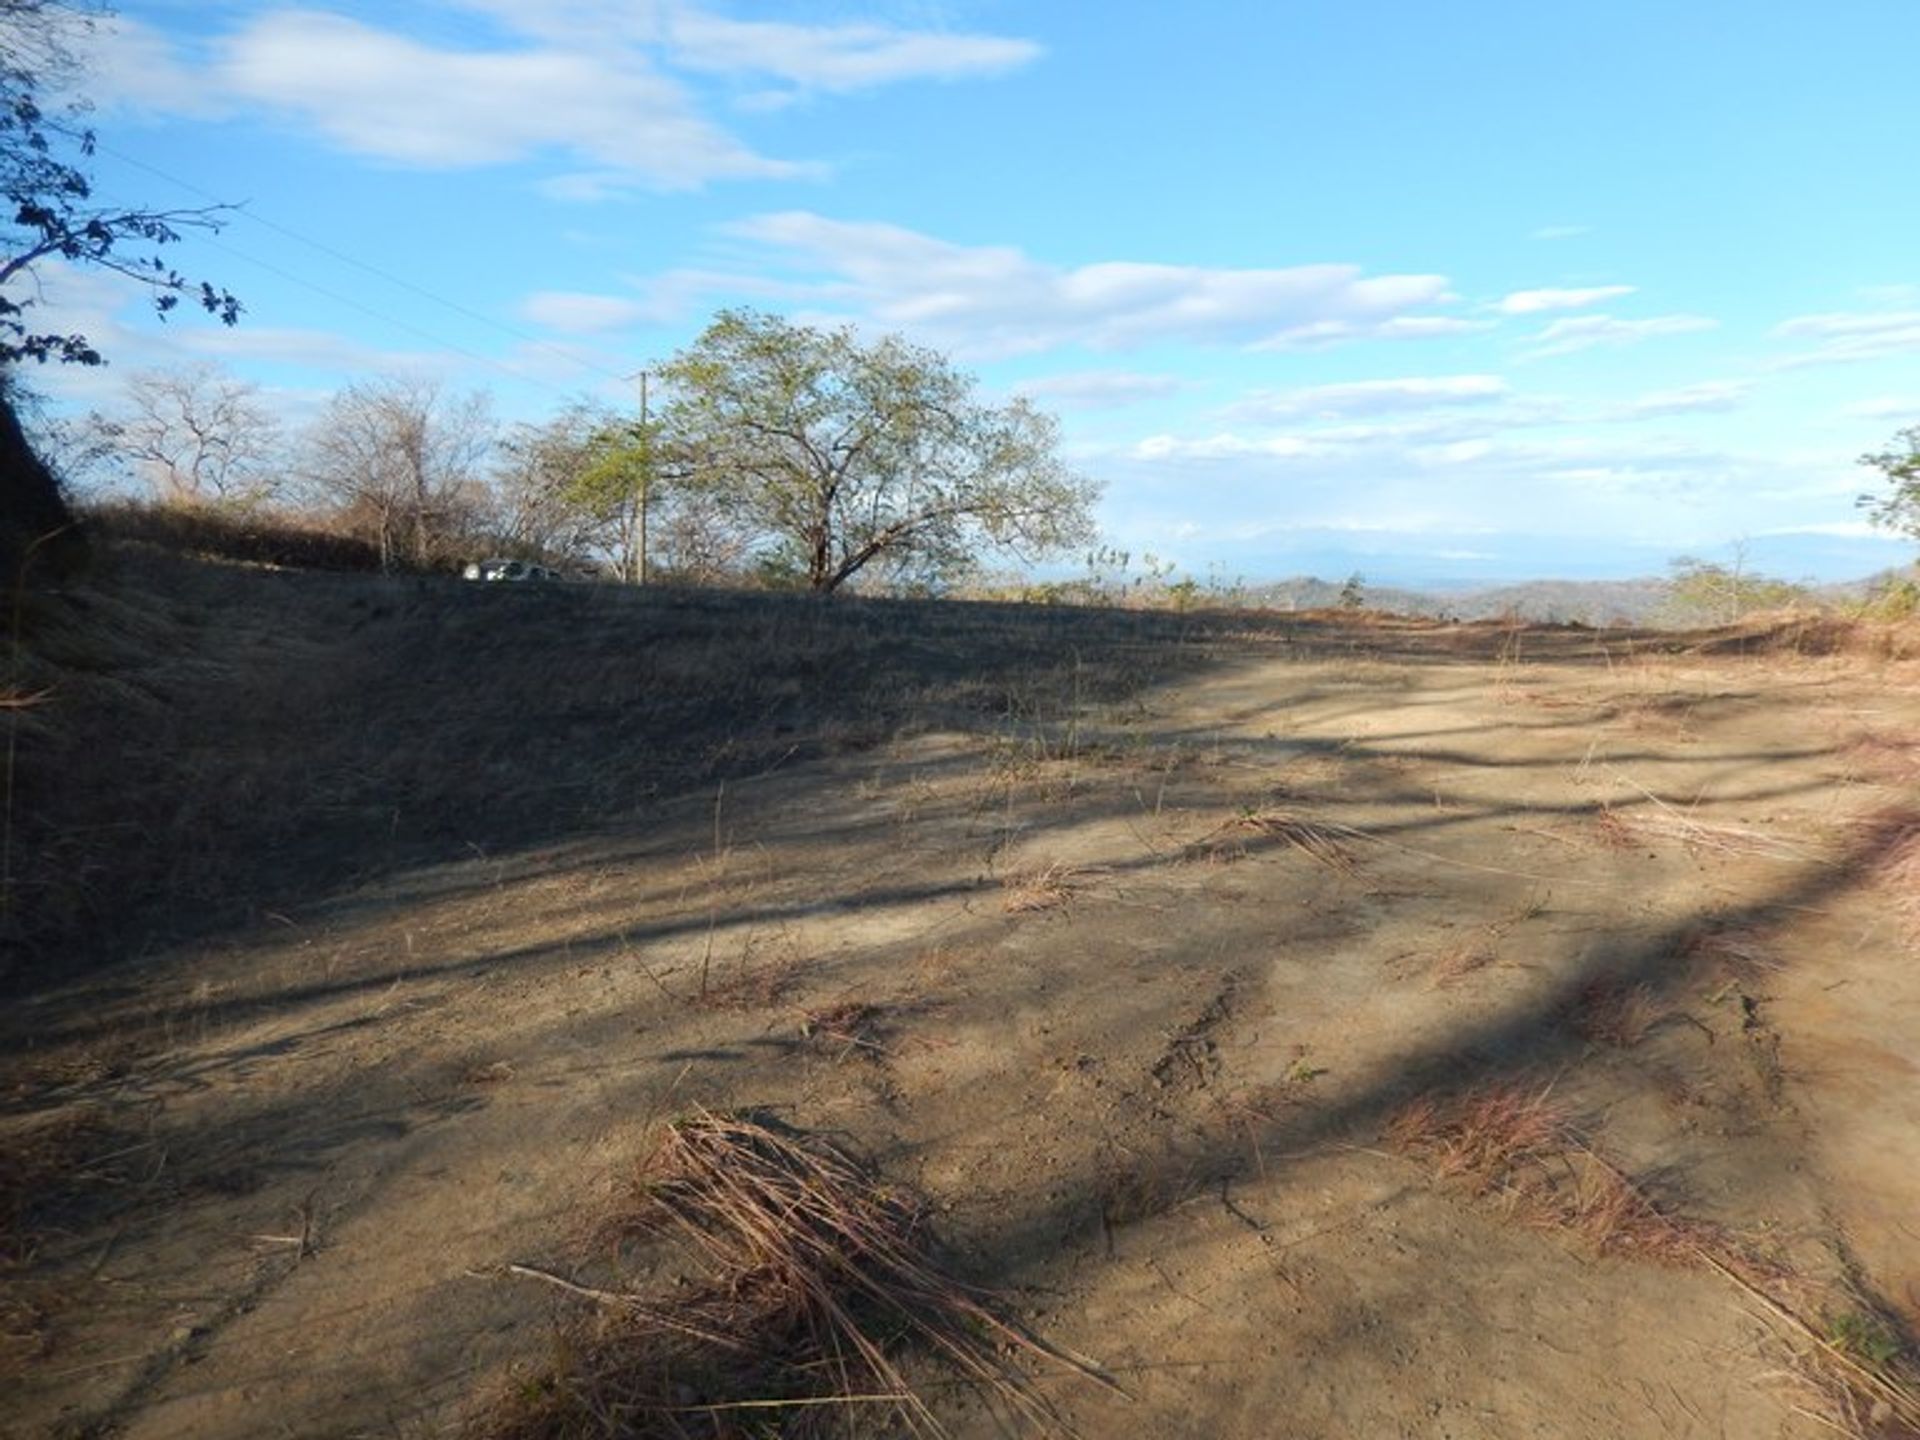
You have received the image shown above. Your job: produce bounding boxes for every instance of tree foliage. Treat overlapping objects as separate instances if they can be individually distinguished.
[658,309,1100,593]
[1,1,243,587]
[1,0,240,366]
[1859,425,1920,545]
[1661,551,1809,626]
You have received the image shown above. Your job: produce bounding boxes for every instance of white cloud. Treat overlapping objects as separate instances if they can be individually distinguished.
[1844,397,1920,421]
[1131,433,1323,463]
[79,4,1041,193]
[1224,375,1509,423]
[1766,521,1883,539]
[1770,311,1920,368]
[1015,371,1183,409]
[210,10,793,188]
[1497,285,1635,315]
[716,212,1460,357]
[1521,313,1718,359]
[1612,380,1753,419]
[520,291,658,333]
[1247,314,1494,350]
[78,16,221,116]
[664,12,1041,92]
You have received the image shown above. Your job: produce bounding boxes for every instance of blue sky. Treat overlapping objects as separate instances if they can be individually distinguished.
[23,0,1920,584]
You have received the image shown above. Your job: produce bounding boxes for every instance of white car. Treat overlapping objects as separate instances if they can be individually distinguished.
[463,558,563,583]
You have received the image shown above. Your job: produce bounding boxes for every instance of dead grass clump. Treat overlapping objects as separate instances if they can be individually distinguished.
[1094,1146,1213,1248]
[1427,937,1498,987]
[1187,809,1365,872]
[0,1108,123,1265]
[1385,1084,1729,1263]
[688,931,805,1012]
[1735,1271,1920,1439]
[797,1002,891,1064]
[1387,1085,1564,1188]
[481,1113,1100,1439]
[1000,861,1103,914]
[1842,730,1920,786]
[1685,926,1785,981]
[1600,783,1814,859]
[1591,804,1639,850]
[1567,981,1662,1048]
[1865,813,1920,944]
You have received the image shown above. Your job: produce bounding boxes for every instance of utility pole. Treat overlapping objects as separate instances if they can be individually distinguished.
[630,369,651,586]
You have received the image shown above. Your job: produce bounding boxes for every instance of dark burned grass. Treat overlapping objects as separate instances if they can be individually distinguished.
[1,543,1233,990]
[476,1112,1107,1440]
[15,535,1905,992]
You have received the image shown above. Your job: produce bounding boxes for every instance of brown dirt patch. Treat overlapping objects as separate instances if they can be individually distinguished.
[6,554,1920,1437]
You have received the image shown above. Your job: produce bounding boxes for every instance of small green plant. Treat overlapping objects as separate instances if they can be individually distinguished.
[1284,1054,1327,1085]
[1828,1309,1904,1370]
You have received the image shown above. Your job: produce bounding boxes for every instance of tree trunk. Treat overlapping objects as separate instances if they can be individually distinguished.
[0,380,90,593]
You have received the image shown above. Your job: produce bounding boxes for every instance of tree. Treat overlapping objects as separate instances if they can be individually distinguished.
[302,377,492,571]
[1661,548,1808,626]
[104,363,283,507]
[658,309,1100,594]
[1,0,242,586]
[492,403,673,580]
[1859,425,1920,546]
[2,1,239,367]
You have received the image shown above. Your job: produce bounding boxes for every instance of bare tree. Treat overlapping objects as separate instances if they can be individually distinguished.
[105,363,283,507]
[493,401,626,567]
[302,377,492,571]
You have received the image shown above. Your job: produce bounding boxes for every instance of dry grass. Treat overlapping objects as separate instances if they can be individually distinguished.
[796,1002,892,1064]
[1567,981,1662,1048]
[1427,936,1499,987]
[1841,730,1920,786]
[1385,1084,1728,1263]
[687,930,807,1012]
[1864,812,1920,944]
[7,539,1265,990]
[1686,926,1787,981]
[0,1108,123,1266]
[1390,1088,1920,1430]
[1000,861,1104,914]
[477,1112,1105,1439]
[1186,809,1367,872]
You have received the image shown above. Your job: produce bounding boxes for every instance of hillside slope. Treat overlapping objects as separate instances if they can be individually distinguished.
[5,551,1918,1440]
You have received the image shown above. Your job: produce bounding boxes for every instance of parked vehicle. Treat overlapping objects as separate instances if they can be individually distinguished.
[462,558,563,583]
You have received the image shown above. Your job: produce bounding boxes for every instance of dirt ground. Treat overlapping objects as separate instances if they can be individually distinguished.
[5,557,1919,1438]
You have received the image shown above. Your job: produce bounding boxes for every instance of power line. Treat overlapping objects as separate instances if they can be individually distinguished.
[93,140,645,390]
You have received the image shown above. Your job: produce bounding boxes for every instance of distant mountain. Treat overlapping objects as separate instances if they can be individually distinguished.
[1243,575,1672,625]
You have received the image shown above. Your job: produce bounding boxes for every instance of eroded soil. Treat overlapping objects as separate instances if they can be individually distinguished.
[5,568,1918,1439]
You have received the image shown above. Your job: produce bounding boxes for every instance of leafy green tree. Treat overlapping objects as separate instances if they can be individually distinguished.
[569,416,659,584]
[1859,425,1920,546]
[658,309,1100,594]
[1661,551,1808,626]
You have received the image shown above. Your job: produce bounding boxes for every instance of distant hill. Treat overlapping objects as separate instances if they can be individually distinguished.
[1238,564,1920,627]
[1244,575,1672,625]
